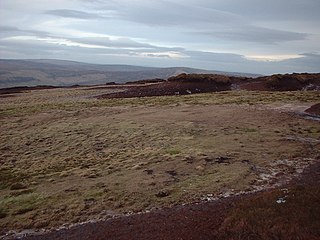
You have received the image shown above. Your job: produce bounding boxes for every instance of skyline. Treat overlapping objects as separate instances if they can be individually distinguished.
[0,0,320,74]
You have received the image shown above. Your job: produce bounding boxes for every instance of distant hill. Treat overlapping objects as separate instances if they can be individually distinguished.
[0,59,259,88]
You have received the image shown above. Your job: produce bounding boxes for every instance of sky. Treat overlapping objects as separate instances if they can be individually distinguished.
[0,0,320,74]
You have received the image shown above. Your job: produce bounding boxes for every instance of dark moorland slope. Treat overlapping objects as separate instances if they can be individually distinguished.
[98,73,320,99]
[0,59,258,88]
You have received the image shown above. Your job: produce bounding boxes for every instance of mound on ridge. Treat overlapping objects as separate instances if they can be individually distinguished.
[97,72,320,99]
[240,73,320,91]
[98,74,232,98]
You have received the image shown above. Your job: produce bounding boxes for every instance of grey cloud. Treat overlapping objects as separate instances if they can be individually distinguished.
[197,0,320,22]
[252,53,320,74]
[0,25,50,38]
[83,1,312,45]
[200,26,309,44]
[81,0,320,24]
[96,1,242,26]
[0,26,20,31]
[45,9,104,19]
[184,50,247,63]
[68,37,185,53]
[71,37,155,49]
[284,53,320,70]
[0,36,179,58]
[181,50,320,74]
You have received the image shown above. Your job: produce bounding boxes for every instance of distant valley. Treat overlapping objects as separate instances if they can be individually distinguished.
[0,59,260,88]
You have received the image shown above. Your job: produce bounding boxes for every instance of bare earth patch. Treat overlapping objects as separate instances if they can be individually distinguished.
[0,86,319,238]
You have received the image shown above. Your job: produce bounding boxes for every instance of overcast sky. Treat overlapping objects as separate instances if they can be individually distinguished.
[0,0,319,74]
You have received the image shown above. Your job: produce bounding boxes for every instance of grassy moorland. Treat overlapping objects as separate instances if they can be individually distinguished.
[0,86,319,235]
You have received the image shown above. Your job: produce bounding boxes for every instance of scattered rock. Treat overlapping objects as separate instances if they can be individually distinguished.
[10,182,27,190]
[10,189,33,196]
[276,197,286,204]
[59,171,70,177]
[108,196,115,201]
[64,187,78,192]
[143,169,154,175]
[34,220,49,228]
[184,155,194,164]
[241,160,250,164]
[0,211,7,219]
[84,197,95,203]
[155,190,170,198]
[95,182,106,188]
[195,165,205,171]
[87,173,100,178]
[203,157,214,162]
[215,156,231,164]
[165,170,177,177]
[114,202,124,208]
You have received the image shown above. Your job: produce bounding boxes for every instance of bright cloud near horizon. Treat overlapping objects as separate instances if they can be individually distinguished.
[0,0,319,74]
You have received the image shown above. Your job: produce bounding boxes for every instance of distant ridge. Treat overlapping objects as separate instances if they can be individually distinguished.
[0,59,260,88]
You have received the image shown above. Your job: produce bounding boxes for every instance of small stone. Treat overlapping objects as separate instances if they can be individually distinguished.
[144,169,154,175]
[184,155,194,164]
[34,220,49,228]
[10,182,27,190]
[155,190,170,198]
[64,187,78,192]
[132,164,141,170]
[114,202,124,208]
[276,197,286,204]
[59,171,69,177]
[215,156,231,164]
[0,212,7,219]
[196,165,204,171]
[165,170,177,176]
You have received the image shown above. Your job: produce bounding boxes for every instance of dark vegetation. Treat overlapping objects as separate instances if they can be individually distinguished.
[98,74,232,98]
[97,73,320,99]
[0,86,59,95]
[125,78,166,84]
[305,103,320,116]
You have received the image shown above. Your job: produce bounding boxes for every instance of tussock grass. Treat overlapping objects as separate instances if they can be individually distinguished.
[0,87,319,233]
[1,90,319,117]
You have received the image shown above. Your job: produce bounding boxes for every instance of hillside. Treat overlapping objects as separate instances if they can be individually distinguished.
[96,73,320,99]
[0,59,259,88]
[0,85,319,239]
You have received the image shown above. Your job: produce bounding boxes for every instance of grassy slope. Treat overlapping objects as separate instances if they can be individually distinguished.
[0,88,319,234]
